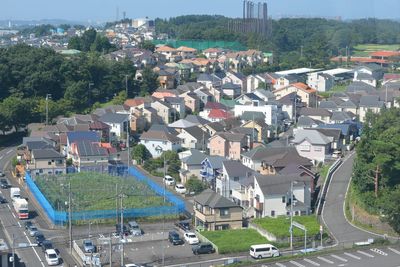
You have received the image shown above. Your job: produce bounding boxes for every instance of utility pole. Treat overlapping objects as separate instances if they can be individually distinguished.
[127,122,130,171]
[374,165,380,198]
[109,233,113,267]
[68,181,72,253]
[162,152,166,266]
[290,181,294,251]
[120,194,125,267]
[125,74,129,98]
[12,234,15,267]
[115,184,118,225]
[45,94,51,125]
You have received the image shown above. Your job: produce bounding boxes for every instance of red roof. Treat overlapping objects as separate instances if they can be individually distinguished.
[383,73,400,81]
[124,98,145,107]
[369,51,400,57]
[204,102,227,110]
[208,109,232,119]
[330,56,388,64]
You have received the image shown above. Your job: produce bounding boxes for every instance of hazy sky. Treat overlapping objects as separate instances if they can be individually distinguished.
[2,0,400,22]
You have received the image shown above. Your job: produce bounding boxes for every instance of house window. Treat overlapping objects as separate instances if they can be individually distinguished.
[314,146,322,152]
[233,176,239,182]
[220,208,229,216]
[298,145,311,151]
[48,161,52,165]
[282,196,286,203]
[271,210,275,217]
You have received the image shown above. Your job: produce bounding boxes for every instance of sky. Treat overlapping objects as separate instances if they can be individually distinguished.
[1,0,400,22]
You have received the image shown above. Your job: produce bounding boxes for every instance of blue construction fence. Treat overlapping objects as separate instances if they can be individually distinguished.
[25,166,186,225]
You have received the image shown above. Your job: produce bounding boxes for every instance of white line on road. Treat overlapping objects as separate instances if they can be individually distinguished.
[344,252,361,260]
[303,258,320,266]
[388,247,400,255]
[166,256,249,267]
[0,156,3,160]
[17,221,21,228]
[370,248,388,256]
[6,149,12,154]
[11,212,16,219]
[275,263,286,267]
[6,204,11,210]
[289,260,305,267]
[331,254,348,262]
[317,256,334,264]
[357,250,374,258]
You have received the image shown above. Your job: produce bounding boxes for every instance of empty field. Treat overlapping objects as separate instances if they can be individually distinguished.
[35,172,168,211]
[353,44,400,56]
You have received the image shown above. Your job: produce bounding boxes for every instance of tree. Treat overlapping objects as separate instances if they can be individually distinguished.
[132,144,151,165]
[139,41,156,52]
[139,67,158,96]
[380,186,400,234]
[111,91,127,105]
[186,176,206,194]
[64,81,90,111]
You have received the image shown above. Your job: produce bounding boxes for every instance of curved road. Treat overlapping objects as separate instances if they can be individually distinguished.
[322,152,380,245]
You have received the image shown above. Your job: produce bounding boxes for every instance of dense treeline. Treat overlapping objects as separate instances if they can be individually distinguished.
[0,44,138,133]
[353,108,400,233]
[156,16,400,69]
[68,28,116,53]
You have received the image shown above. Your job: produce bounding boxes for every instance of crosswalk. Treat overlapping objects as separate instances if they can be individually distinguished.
[266,247,400,267]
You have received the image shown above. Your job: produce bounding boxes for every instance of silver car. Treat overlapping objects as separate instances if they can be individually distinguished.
[28,226,39,237]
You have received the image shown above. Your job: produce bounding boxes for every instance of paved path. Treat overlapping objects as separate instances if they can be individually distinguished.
[321,152,377,245]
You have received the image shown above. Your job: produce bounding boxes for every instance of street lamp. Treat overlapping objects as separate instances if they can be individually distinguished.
[289,180,298,251]
[45,94,52,125]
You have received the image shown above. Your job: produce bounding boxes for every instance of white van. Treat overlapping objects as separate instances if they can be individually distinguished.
[250,244,280,259]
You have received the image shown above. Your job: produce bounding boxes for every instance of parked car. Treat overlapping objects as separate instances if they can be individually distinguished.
[0,172,5,177]
[175,221,191,231]
[28,226,39,237]
[192,243,215,255]
[41,240,53,253]
[0,195,6,203]
[168,231,184,245]
[44,249,59,266]
[24,221,33,230]
[128,221,142,236]
[0,178,9,189]
[35,233,46,246]
[184,232,199,245]
[83,240,95,253]
[164,175,175,186]
[175,184,186,194]
[116,224,130,236]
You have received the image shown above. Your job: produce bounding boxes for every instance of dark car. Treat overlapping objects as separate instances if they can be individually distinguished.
[168,231,184,245]
[41,240,53,253]
[176,221,191,231]
[0,195,6,203]
[0,179,9,189]
[35,233,46,246]
[115,224,130,236]
[0,172,5,177]
[192,243,215,255]
[24,221,33,230]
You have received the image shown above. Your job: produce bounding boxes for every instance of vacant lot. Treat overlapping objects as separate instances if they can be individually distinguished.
[253,215,320,239]
[35,172,167,211]
[353,44,400,56]
[201,229,269,254]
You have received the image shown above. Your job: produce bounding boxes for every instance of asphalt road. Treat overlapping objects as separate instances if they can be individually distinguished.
[321,152,375,245]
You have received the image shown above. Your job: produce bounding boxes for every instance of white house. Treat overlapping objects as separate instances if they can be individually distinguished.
[234,101,279,126]
[140,125,182,158]
[253,174,311,218]
[307,72,334,92]
[177,126,209,150]
[98,113,129,140]
[291,129,332,164]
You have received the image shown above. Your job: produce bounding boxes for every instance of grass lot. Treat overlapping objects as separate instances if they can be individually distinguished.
[35,172,168,211]
[253,216,320,239]
[352,44,400,56]
[201,229,269,254]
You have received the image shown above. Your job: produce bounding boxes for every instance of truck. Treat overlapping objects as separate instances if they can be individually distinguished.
[10,187,21,200]
[13,198,29,219]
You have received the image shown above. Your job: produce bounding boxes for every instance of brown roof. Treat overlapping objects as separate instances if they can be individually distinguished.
[124,98,145,107]
[177,46,197,52]
[155,45,176,52]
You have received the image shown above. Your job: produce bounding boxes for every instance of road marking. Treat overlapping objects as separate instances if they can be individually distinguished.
[357,250,374,258]
[388,247,400,255]
[289,261,305,267]
[370,248,388,256]
[11,212,16,219]
[6,149,12,154]
[331,254,348,262]
[303,258,320,266]
[317,256,334,264]
[275,263,286,267]
[17,221,21,228]
[344,252,361,260]
[0,156,3,160]
[6,204,11,210]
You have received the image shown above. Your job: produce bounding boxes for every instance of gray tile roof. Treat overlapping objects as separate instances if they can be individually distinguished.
[346,81,376,94]
[359,95,384,108]
[214,132,246,142]
[330,111,352,122]
[297,116,320,127]
[255,174,309,196]
[140,125,181,142]
[292,129,332,145]
[99,113,129,124]
[26,141,53,151]
[180,149,207,165]
[195,189,241,209]
[183,126,210,141]
[76,140,108,157]
[299,107,331,117]
[338,100,357,108]
[185,115,210,125]
[222,160,253,178]
[32,149,64,159]
[319,101,338,110]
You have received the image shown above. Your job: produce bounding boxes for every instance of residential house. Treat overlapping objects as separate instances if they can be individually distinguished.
[98,113,129,140]
[273,83,317,108]
[246,73,270,93]
[223,71,247,93]
[314,128,344,151]
[139,125,182,158]
[203,48,225,60]
[216,160,254,199]
[70,140,109,171]
[155,45,178,62]
[346,81,377,95]
[291,129,333,164]
[353,64,384,87]
[179,91,201,113]
[194,87,213,108]
[307,72,334,92]
[234,99,279,126]
[178,126,210,150]
[164,97,186,121]
[221,82,242,99]
[89,121,111,142]
[317,123,359,147]
[200,155,225,187]
[179,149,208,183]
[298,108,332,124]
[197,73,222,89]
[28,149,66,177]
[318,101,339,112]
[358,95,385,122]
[151,100,173,124]
[297,116,321,129]
[66,131,101,158]
[208,132,248,160]
[273,74,299,90]
[176,46,197,59]
[201,121,225,137]
[194,189,243,231]
[157,68,177,89]
[254,89,276,102]
[241,119,270,143]
[253,174,311,218]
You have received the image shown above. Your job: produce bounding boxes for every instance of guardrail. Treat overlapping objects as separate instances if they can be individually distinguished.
[315,158,343,216]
